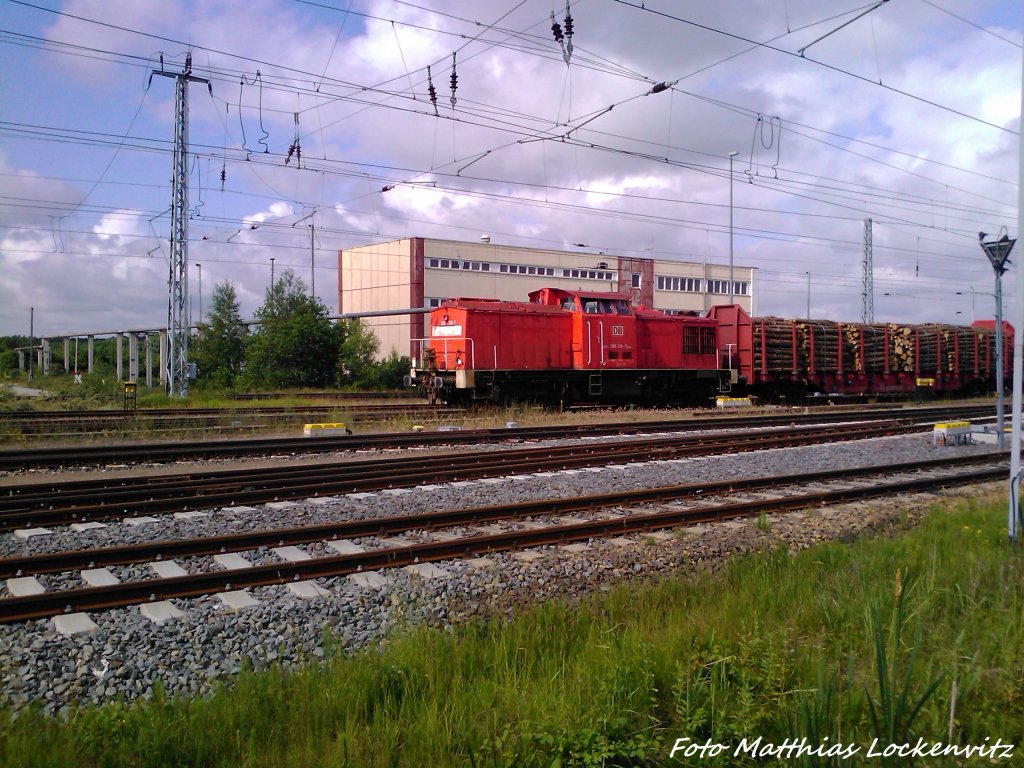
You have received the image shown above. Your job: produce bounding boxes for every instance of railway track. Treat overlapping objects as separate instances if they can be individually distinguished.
[0,454,1004,624]
[0,420,942,530]
[0,403,999,470]
[225,391,414,401]
[0,402,457,438]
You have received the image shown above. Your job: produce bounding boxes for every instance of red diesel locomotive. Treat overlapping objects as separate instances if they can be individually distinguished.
[410,287,731,406]
[410,288,1009,406]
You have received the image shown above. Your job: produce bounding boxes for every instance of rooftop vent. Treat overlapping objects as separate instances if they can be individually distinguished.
[480,234,491,244]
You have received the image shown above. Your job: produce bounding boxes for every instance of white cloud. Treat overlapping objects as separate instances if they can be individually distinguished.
[0,0,1018,333]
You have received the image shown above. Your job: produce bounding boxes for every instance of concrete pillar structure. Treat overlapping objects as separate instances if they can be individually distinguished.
[128,333,139,383]
[145,334,153,388]
[63,338,69,374]
[41,339,50,376]
[17,350,24,373]
[158,330,167,384]
[87,335,94,373]
[115,334,123,382]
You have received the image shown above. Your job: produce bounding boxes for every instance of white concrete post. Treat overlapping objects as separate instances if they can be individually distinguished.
[128,333,139,383]
[158,330,167,384]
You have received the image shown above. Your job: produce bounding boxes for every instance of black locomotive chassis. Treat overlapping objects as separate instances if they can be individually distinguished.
[420,367,731,405]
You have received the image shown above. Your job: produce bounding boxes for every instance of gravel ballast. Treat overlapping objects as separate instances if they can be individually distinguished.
[0,433,998,714]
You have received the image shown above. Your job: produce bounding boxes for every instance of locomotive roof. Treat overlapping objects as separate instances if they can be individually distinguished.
[527,287,633,302]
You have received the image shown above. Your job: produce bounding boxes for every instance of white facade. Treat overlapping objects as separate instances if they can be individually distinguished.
[338,237,756,358]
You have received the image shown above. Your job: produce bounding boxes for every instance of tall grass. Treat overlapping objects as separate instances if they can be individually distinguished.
[2,493,1021,767]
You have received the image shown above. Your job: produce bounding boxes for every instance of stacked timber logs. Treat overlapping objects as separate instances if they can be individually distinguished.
[752,316,999,378]
[845,324,887,373]
[753,317,799,372]
[887,324,915,372]
[795,320,842,372]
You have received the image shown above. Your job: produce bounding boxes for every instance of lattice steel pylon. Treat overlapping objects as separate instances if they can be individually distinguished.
[151,55,210,397]
[862,218,874,323]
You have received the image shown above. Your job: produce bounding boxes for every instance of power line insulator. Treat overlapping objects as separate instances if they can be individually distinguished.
[550,13,564,43]
[449,52,458,109]
[427,65,438,116]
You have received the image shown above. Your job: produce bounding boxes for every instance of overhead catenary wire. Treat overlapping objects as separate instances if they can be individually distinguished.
[2,0,1015,311]
[610,0,1019,136]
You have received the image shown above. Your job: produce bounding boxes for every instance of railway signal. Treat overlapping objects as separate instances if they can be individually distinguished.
[978,232,1015,453]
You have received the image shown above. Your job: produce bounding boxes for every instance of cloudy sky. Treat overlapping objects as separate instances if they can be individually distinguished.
[0,0,1020,338]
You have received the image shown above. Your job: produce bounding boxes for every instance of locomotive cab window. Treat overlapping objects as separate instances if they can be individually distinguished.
[583,301,599,314]
[560,297,576,311]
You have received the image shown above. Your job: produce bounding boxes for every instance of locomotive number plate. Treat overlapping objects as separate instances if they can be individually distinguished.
[611,325,624,336]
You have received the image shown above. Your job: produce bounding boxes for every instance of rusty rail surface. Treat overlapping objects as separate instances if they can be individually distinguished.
[0,456,1004,623]
[1,421,926,530]
[0,404,999,469]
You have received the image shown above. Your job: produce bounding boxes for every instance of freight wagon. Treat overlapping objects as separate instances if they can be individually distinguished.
[710,305,1010,399]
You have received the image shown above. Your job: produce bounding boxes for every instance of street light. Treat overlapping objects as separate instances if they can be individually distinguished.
[805,272,811,319]
[979,231,1016,451]
[728,150,738,304]
[270,257,276,288]
[292,210,316,299]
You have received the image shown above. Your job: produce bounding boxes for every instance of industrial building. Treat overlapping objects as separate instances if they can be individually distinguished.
[337,237,756,359]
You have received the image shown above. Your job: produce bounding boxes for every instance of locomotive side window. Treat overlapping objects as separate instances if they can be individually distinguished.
[700,326,716,354]
[560,297,576,311]
[583,301,599,314]
[683,327,700,355]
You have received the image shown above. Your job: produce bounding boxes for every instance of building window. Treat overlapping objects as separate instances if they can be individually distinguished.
[558,267,611,281]
[428,258,493,272]
[704,279,749,296]
[656,276,702,292]
[426,297,443,308]
[631,273,641,289]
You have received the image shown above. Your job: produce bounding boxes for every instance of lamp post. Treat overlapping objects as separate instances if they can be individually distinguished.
[270,257,276,289]
[805,272,811,319]
[195,263,202,325]
[728,150,738,304]
[292,210,317,299]
[979,232,1016,451]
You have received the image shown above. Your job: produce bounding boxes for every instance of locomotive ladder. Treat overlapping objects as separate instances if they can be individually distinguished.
[588,373,603,396]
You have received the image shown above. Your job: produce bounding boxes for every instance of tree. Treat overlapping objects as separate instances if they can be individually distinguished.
[338,317,380,387]
[244,270,340,388]
[192,281,246,388]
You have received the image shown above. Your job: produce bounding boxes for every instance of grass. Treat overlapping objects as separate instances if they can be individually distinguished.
[2,494,1023,766]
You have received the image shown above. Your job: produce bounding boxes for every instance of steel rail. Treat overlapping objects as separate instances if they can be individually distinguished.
[0,453,1002,581]
[1,419,905,505]
[0,403,998,470]
[0,461,1004,623]
[0,422,923,529]
[0,403,445,421]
